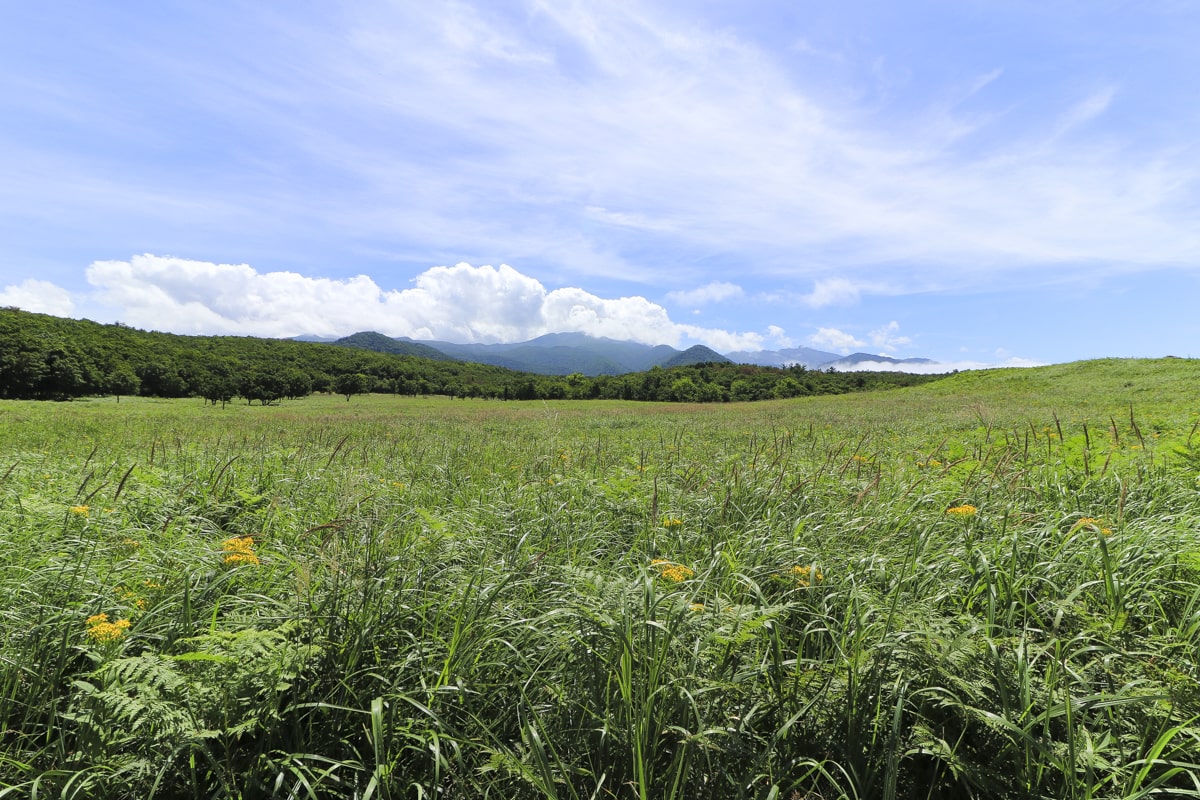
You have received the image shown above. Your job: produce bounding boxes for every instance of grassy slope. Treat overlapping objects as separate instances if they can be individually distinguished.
[2,359,1200,799]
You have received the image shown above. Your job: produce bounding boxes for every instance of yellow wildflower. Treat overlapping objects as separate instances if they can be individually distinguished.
[68,505,89,516]
[85,613,131,643]
[114,585,147,609]
[121,538,141,549]
[651,559,694,582]
[221,536,260,566]
[946,504,977,517]
[789,564,824,587]
[661,517,683,528]
[1071,517,1113,536]
[689,603,705,613]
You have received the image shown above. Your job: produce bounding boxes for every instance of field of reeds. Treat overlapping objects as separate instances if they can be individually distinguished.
[3,357,1200,799]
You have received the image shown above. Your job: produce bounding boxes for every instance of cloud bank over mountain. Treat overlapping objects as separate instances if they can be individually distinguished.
[82,255,776,351]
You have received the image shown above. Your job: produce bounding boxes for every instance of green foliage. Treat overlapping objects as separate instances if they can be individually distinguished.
[4,358,1200,797]
[0,308,941,404]
[333,372,371,401]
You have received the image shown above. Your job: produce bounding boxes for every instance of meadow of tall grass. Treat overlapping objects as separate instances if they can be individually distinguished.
[3,357,1200,799]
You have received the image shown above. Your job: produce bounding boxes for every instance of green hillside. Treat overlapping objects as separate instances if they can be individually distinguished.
[0,308,940,403]
[331,331,454,361]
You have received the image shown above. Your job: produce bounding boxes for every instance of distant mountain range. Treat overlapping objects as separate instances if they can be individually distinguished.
[320,331,941,376]
[725,345,841,369]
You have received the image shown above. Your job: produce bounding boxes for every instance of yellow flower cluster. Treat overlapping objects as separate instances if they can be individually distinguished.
[946,504,978,517]
[661,517,683,528]
[85,613,131,642]
[689,602,705,613]
[222,536,260,566]
[790,564,824,587]
[1071,517,1113,536]
[69,505,89,516]
[114,585,147,610]
[651,559,694,582]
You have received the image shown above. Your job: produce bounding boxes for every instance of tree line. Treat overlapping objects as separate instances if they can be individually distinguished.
[0,308,943,404]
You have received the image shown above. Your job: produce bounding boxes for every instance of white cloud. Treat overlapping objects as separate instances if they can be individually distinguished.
[3,4,1197,310]
[666,281,743,306]
[584,206,677,233]
[807,327,864,353]
[361,6,1195,278]
[765,325,793,348]
[801,277,863,308]
[833,357,1044,374]
[87,256,384,337]
[869,321,912,353]
[676,323,763,352]
[1051,86,1117,141]
[0,279,75,316]
[84,254,773,350]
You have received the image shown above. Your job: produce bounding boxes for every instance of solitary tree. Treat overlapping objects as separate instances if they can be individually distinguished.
[334,372,371,401]
[106,365,140,403]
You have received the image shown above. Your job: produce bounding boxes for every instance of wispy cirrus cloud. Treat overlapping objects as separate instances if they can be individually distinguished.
[799,278,865,308]
[9,2,1193,294]
[666,281,743,306]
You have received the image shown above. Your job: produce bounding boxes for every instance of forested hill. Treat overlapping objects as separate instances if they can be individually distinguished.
[0,308,944,403]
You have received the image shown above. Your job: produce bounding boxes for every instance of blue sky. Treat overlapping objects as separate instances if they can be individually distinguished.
[3,1,1199,368]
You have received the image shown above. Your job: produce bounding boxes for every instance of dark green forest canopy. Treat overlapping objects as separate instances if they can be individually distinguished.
[0,308,944,402]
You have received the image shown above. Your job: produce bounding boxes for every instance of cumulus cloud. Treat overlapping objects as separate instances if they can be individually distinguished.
[84,254,770,350]
[0,279,75,316]
[807,327,864,353]
[666,281,743,306]
[87,256,384,338]
[869,321,912,353]
[765,325,794,348]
